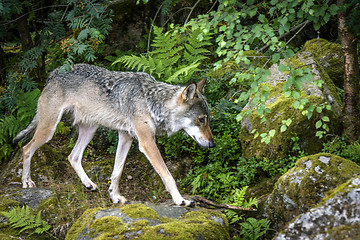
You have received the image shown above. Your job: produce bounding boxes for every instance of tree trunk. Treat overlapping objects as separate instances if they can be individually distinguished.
[338,0,360,142]
[16,15,33,52]
[0,46,6,86]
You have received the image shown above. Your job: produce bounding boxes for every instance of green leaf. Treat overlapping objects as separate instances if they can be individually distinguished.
[249,7,258,18]
[258,14,266,23]
[322,116,330,122]
[280,16,288,26]
[294,100,300,109]
[272,53,280,63]
[77,28,89,40]
[280,125,287,132]
[316,120,322,129]
[269,129,276,137]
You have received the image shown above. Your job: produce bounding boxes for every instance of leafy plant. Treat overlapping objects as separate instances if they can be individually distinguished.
[1,205,51,236]
[112,26,212,84]
[0,88,40,163]
[322,136,360,165]
[184,0,339,144]
[224,186,258,224]
[239,217,271,240]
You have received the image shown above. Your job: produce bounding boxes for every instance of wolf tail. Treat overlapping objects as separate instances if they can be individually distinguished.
[13,115,38,145]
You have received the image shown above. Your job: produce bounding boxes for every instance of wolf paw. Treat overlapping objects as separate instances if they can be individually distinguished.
[175,198,195,207]
[84,182,98,191]
[110,194,127,204]
[22,179,36,188]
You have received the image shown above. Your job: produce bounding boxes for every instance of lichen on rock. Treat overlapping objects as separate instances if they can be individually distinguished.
[262,153,360,231]
[65,203,230,240]
[240,50,342,160]
[303,38,344,88]
[275,176,360,240]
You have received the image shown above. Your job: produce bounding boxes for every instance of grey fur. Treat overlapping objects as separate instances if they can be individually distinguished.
[14,64,215,206]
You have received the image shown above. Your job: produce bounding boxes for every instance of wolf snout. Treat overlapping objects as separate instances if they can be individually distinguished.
[208,140,216,148]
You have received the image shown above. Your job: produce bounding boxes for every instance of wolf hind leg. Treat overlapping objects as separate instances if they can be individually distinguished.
[22,109,64,188]
[135,122,194,206]
[68,123,97,190]
[108,131,133,204]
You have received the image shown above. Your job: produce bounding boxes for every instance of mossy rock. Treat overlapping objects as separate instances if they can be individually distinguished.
[66,203,230,240]
[274,176,360,239]
[263,153,360,231]
[240,51,342,160]
[303,38,344,88]
[0,187,56,240]
[0,144,69,186]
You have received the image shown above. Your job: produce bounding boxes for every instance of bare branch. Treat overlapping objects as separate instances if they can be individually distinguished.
[192,196,257,211]
[184,0,201,26]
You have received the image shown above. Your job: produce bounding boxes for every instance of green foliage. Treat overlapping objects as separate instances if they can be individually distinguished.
[54,121,71,136]
[322,136,360,165]
[112,25,212,84]
[0,88,40,162]
[224,187,270,240]
[1,0,113,72]
[238,217,271,240]
[1,205,51,236]
[186,0,339,143]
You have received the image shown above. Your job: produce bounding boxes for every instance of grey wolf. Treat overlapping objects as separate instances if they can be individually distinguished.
[14,64,215,206]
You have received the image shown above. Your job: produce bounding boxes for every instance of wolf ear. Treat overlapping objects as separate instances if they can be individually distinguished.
[197,77,207,93]
[178,83,197,105]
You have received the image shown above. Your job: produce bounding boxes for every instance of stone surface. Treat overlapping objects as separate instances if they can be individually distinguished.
[65,203,230,240]
[240,50,342,160]
[303,38,344,88]
[262,153,360,231]
[275,177,360,240]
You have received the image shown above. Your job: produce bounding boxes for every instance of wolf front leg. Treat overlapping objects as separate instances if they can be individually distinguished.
[68,124,98,190]
[108,131,133,204]
[135,122,194,206]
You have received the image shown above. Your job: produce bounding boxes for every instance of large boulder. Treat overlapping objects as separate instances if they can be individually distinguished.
[261,153,360,231]
[240,50,342,160]
[275,176,360,239]
[0,144,69,186]
[0,187,56,240]
[65,203,230,240]
[303,38,344,88]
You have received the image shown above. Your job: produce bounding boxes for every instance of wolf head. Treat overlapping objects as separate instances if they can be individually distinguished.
[176,78,216,148]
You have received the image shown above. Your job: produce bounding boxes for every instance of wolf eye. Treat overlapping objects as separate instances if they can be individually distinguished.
[198,117,206,123]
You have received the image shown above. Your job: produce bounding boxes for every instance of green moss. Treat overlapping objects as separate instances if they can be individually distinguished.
[0,195,19,212]
[327,223,360,240]
[65,207,104,240]
[243,50,268,68]
[240,50,343,159]
[303,38,344,88]
[241,90,327,159]
[268,153,360,227]
[138,210,229,240]
[66,205,230,240]
[91,216,127,239]
[121,204,159,219]
[320,174,360,206]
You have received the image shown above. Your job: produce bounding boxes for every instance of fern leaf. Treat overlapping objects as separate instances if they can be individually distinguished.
[2,205,51,236]
[166,62,200,83]
[114,55,149,72]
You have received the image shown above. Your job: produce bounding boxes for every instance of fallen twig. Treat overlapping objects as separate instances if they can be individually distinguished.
[192,196,257,212]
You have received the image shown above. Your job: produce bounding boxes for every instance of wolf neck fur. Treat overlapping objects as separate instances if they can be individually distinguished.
[141,80,183,135]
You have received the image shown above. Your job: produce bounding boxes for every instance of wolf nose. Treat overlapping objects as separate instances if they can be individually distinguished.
[209,140,216,148]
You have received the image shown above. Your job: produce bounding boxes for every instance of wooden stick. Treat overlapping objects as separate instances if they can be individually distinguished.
[192,196,257,212]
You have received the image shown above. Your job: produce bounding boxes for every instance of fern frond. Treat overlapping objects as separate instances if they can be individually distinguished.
[1,206,51,236]
[114,55,149,72]
[166,62,200,83]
